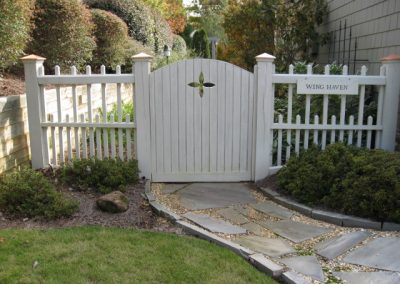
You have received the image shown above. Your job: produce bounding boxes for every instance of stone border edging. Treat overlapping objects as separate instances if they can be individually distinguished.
[144,181,311,284]
[259,187,400,231]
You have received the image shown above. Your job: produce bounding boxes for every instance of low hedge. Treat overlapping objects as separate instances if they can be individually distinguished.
[277,143,400,223]
[62,158,139,194]
[28,0,96,71]
[0,168,78,220]
[91,9,131,70]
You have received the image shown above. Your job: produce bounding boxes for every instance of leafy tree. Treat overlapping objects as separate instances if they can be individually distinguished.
[220,0,275,70]
[28,0,96,71]
[0,0,33,72]
[274,0,328,71]
[165,0,187,34]
[192,29,210,58]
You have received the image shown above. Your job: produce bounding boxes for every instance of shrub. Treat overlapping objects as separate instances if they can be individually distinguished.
[277,143,400,222]
[85,0,173,53]
[91,9,132,71]
[192,29,210,58]
[172,35,187,56]
[62,158,139,194]
[0,0,33,72]
[0,168,78,219]
[28,0,96,71]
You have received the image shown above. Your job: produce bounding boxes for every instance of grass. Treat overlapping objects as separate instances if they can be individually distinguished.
[0,226,276,284]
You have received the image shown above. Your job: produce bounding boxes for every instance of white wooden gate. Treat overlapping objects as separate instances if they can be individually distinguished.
[149,59,255,182]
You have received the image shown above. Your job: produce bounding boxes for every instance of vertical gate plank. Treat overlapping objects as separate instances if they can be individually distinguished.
[201,60,210,172]
[224,64,234,171]
[149,73,157,173]
[239,70,249,172]
[217,61,226,172]
[186,60,195,172]
[248,74,255,174]
[177,61,187,171]
[162,66,172,172]
[193,59,202,173]
[209,60,218,172]
[170,63,179,173]
[232,67,241,171]
[155,70,164,172]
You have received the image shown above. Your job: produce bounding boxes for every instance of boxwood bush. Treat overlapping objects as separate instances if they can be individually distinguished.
[91,9,132,70]
[62,158,139,194]
[0,168,78,220]
[0,0,33,71]
[28,0,96,71]
[277,143,400,223]
[84,0,173,53]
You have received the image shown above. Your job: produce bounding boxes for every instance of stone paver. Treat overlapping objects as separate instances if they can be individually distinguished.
[241,222,265,235]
[234,235,295,257]
[183,212,246,234]
[250,201,293,219]
[343,237,400,272]
[315,231,371,259]
[333,271,400,284]
[217,207,249,224]
[281,256,325,282]
[176,183,256,210]
[260,220,331,243]
[161,183,188,194]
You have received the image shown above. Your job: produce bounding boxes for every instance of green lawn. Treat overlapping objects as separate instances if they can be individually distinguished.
[0,227,276,284]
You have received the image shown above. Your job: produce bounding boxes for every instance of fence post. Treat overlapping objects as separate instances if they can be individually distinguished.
[380,54,400,151]
[132,53,152,179]
[21,55,47,169]
[254,53,275,181]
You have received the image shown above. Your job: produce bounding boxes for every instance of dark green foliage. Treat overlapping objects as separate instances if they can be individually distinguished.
[172,34,187,56]
[277,143,400,222]
[84,0,173,53]
[0,168,78,219]
[0,0,33,72]
[62,158,139,194]
[192,29,210,58]
[28,0,96,71]
[91,9,132,71]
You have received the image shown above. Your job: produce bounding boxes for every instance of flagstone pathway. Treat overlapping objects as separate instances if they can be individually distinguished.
[151,182,400,284]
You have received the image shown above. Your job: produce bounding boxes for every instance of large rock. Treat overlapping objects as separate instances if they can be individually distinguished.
[96,191,129,213]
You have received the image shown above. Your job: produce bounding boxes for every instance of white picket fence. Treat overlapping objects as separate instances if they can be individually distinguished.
[22,53,400,182]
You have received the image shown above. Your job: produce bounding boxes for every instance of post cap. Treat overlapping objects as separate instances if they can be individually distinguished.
[132,52,153,61]
[255,53,275,62]
[381,54,400,62]
[21,54,46,62]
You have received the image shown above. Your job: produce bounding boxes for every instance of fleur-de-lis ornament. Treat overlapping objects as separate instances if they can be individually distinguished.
[188,72,215,97]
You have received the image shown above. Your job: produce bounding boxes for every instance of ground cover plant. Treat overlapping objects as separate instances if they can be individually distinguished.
[0,227,276,283]
[0,168,78,220]
[277,143,400,223]
[62,158,139,194]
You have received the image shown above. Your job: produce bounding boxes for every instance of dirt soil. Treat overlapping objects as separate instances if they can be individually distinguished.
[0,74,25,97]
[0,171,181,234]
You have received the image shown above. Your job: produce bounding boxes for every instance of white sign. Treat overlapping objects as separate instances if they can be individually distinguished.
[297,77,359,95]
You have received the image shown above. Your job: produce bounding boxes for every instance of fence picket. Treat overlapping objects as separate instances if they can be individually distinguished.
[339,66,348,142]
[71,66,80,159]
[50,115,56,165]
[366,116,373,149]
[95,115,102,160]
[66,115,72,161]
[81,114,88,159]
[304,65,312,149]
[116,68,124,160]
[330,115,336,143]
[126,115,132,160]
[321,65,330,150]
[348,115,354,144]
[55,66,64,163]
[286,64,294,160]
[375,66,385,148]
[86,66,95,157]
[295,115,301,155]
[110,114,116,159]
[357,66,367,147]
[313,115,319,145]
[277,114,283,166]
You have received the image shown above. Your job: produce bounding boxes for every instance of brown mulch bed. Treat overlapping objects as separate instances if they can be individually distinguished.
[0,174,181,234]
[0,74,25,97]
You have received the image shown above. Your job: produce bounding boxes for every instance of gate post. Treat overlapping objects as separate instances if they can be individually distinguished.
[132,53,152,179]
[21,55,47,169]
[254,53,275,181]
[380,54,400,151]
